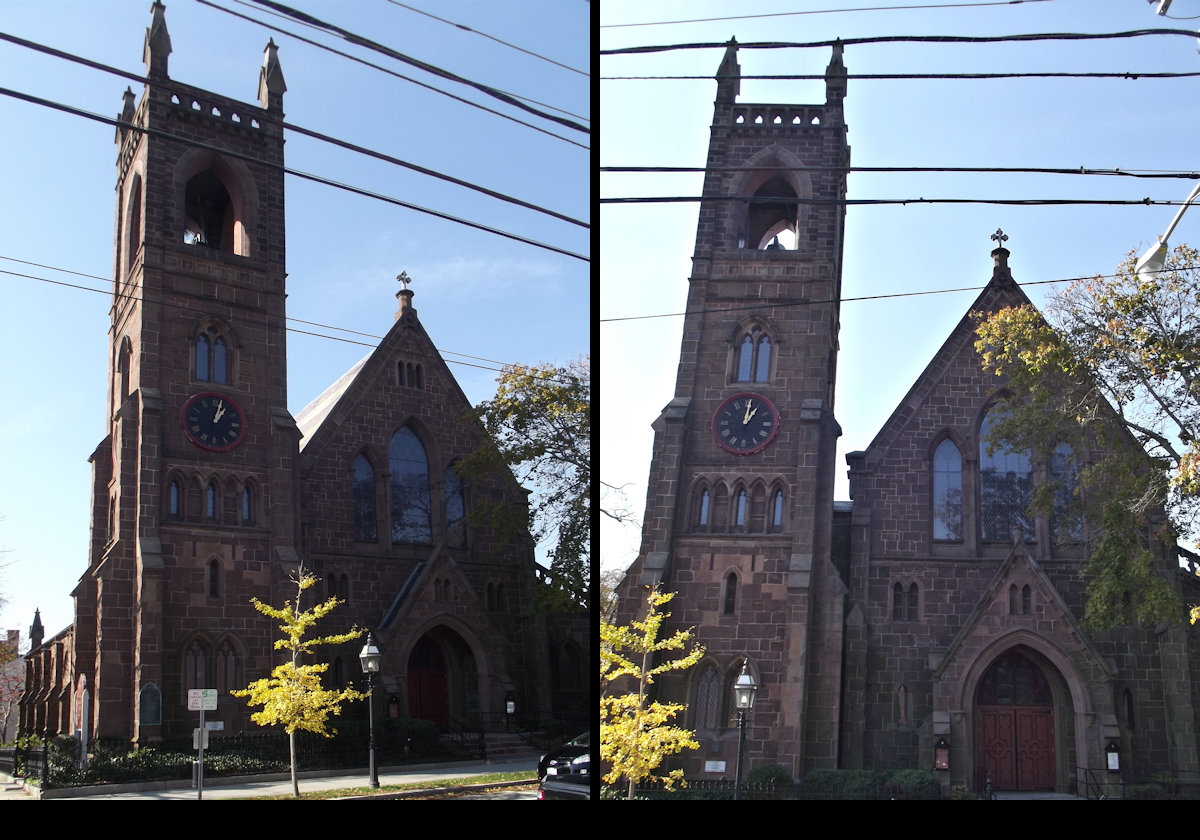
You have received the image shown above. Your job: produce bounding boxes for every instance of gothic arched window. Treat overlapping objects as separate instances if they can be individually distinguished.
[769,489,784,532]
[205,482,218,521]
[169,479,181,520]
[183,169,234,251]
[723,571,738,615]
[195,326,229,384]
[389,427,432,543]
[979,406,1034,542]
[735,327,772,383]
[241,485,254,525]
[933,438,964,541]
[445,463,466,545]
[352,454,377,542]
[694,666,722,730]
[1051,442,1082,543]
[732,488,747,531]
[696,487,711,530]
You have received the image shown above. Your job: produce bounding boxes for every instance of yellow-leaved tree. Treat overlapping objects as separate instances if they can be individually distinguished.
[232,566,367,798]
[600,583,704,798]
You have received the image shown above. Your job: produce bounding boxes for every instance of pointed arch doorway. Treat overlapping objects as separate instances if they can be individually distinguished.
[975,648,1056,790]
[406,627,480,729]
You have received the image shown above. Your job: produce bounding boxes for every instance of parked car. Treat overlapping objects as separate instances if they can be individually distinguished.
[537,731,591,799]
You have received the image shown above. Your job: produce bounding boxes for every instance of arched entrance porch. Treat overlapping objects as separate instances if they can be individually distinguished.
[406,626,480,729]
[972,645,1075,792]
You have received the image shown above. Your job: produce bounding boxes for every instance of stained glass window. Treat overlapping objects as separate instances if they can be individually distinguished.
[979,408,1034,542]
[933,439,963,540]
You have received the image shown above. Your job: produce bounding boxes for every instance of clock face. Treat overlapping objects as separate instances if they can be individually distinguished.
[181,392,247,452]
[713,393,779,455]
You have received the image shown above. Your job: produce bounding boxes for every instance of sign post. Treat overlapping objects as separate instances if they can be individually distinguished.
[188,688,218,800]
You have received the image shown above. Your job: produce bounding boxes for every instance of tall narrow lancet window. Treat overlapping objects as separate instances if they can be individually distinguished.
[1051,442,1082,542]
[979,407,1034,542]
[241,486,253,525]
[735,327,772,383]
[696,488,710,530]
[694,666,721,730]
[733,489,747,531]
[389,427,432,543]
[195,326,229,384]
[196,334,210,381]
[169,480,181,519]
[352,455,377,542]
[723,572,738,615]
[932,439,963,541]
[184,640,208,693]
[445,464,465,543]
[205,482,217,521]
[769,489,784,532]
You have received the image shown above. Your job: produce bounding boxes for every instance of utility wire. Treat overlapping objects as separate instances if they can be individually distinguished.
[600,29,1200,56]
[599,266,1200,323]
[0,84,588,263]
[601,0,1058,29]
[602,165,1200,179]
[604,70,1200,80]
[0,30,586,227]
[196,1,588,146]
[0,256,574,379]
[247,0,588,134]
[602,195,1199,207]
[387,0,589,79]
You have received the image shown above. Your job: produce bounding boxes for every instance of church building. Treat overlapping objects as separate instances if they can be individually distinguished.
[19,2,585,746]
[614,39,1200,793]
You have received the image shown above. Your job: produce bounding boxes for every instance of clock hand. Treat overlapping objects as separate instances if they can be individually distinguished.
[743,399,754,425]
[213,401,226,423]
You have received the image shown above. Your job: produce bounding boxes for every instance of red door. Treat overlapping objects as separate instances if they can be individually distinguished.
[977,707,1055,790]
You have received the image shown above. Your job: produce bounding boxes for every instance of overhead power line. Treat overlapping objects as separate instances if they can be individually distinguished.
[0,84,588,263]
[599,265,1200,324]
[600,29,1200,56]
[601,195,1199,208]
[247,0,589,134]
[601,0,1057,29]
[602,165,1200,179]
[0,30,586,228]
[0,256,571,380]
[197,1,589,146]
[603,71,1200,81]
[387,0,589,79]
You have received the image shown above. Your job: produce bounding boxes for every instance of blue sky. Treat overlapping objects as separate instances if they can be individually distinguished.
[0,0,589,639]
[600,1,1200,577]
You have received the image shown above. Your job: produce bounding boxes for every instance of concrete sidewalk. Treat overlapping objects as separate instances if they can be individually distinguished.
[0,753,541,800]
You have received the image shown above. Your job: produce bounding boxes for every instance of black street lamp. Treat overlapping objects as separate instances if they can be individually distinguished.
[359,631,382,789]
[732,660,758,801]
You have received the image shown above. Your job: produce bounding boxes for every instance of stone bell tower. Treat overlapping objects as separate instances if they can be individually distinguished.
[78,0,300,742]
[616,39,851,779]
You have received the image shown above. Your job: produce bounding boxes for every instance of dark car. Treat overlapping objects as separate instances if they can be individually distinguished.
[537,731,591,799]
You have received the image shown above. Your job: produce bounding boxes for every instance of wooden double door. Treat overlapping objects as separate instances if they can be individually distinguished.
[977,706,1055,790]
[976,649,1057,791]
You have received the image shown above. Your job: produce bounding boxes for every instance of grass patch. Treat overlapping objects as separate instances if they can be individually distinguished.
[243,770,536,800]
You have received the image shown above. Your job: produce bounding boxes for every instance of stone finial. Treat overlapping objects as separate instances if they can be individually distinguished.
[395,271,416,321]
[258,37,287,112]
[715,37,740,104]
[825,39,847,105]
[115,86,137,144]
[990,228,1012,279]
[143,0,172,79]
[29,608,43,651]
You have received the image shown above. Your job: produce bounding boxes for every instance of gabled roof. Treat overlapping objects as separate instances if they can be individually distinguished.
[854,247,1034,470]
[293,296,478,464]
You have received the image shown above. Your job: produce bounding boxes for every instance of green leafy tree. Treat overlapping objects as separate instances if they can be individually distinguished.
[462,356,591,610]
[601,584,704,797]
[232,567,367,797]
[973,245,1200,628]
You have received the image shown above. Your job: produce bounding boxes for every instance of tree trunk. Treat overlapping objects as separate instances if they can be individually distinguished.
[290,730,299,798]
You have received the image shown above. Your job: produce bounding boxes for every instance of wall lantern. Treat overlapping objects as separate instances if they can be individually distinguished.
[934,738,950,771]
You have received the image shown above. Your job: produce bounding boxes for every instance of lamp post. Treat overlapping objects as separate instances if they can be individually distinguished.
[358,631,382,789]
[1134,180,1200,282]
[732,660,758,801]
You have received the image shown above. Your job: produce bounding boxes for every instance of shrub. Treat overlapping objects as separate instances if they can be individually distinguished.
[883,768,940,799]
[801,768,883,798]
[745,763,794,789]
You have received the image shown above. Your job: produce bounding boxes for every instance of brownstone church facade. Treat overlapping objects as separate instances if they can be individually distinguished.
[614,40,1200,793]
[19,3,585,745]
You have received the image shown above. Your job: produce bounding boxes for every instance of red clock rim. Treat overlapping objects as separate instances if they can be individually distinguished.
[180,391,248,453]
[712,392,780,455]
